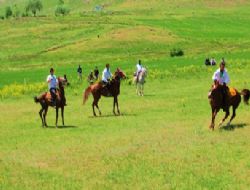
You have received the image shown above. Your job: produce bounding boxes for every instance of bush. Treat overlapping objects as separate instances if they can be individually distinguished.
[55,5,70,16]
[26,0,43,16]
[170,48,184,57]
[5,6,13,18]
[13,4,21,18]
[22,12,29,17]
[0,15,4,20]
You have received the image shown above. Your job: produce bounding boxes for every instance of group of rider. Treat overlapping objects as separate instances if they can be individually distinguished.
[48,60,145,104]
[47,59,229,109]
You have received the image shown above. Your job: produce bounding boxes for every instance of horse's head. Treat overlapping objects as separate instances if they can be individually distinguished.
[114,68,126,80]
[58,76,70,89]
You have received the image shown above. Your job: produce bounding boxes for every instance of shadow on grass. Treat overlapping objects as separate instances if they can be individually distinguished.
[88,113,137,118]
[45,125,78,129]
[220,123,248,131]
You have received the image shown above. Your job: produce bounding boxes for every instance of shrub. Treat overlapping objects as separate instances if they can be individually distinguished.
[25,0,43,16]
[5,6,13,18]
[170,48,184,57]
[0,15,4,20]
[55,5,70,16]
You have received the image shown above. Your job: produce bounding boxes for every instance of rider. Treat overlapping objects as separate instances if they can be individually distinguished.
[47,68,58,106]
[102,64,112,94]
[212,60,230,110]
[102,64,112,84]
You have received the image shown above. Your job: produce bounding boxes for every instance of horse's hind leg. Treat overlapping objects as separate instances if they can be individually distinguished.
[43,106,48,127]
[39,108,44,127]
[92,95,100,116]
[219,109,230,127]
[95,103,101,116]
[227,107,236,126]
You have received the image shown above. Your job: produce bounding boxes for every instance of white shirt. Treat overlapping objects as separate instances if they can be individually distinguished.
[212,68,230,85]
[136,64,142,73]
[102,68,112,82]
[47,74,58,89]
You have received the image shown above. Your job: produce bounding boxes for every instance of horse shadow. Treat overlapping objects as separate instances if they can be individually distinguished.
[89,113,137,118]
[45,125,78,129]
[220,123,248,131]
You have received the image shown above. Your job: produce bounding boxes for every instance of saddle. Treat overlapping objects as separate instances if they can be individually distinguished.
[45,91,61,103]
[228,87,237,97]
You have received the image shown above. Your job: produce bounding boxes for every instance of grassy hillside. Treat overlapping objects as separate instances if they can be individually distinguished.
[0,1,250,189]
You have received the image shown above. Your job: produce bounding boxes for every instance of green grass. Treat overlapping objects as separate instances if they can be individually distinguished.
[0,0,250,189]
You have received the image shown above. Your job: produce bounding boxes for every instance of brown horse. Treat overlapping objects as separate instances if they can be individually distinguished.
[83,69,126,116]
[208,85,249,130]
[34,77,68,128]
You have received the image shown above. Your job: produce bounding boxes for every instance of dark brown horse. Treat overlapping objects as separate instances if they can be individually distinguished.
[208,85,249,130]
[34,77,68,128]
[83,69,126,116]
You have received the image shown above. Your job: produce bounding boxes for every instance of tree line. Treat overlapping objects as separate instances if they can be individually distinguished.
[1,0,70,20]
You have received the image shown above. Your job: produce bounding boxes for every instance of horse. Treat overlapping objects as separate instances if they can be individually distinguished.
[208,85,249,130]
[83,69,126,116]
[34,77,69,128]
[134,68,147,96]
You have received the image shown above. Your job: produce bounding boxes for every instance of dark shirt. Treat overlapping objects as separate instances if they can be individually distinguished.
[77,67,82,74]
[94,69,99,78]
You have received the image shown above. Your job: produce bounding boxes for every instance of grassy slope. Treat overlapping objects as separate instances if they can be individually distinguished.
[0,1,250,189]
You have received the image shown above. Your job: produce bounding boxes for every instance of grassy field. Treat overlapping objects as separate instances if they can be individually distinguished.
[0,0,250,189]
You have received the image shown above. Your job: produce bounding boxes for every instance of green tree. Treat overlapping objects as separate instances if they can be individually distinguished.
[55,0,70,16]
[25,0,43,16]
[5,6,13,18]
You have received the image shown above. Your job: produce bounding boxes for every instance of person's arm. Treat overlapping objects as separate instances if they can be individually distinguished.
[47,75,51,83]
[212,71,218,85]
[224,71,230,85]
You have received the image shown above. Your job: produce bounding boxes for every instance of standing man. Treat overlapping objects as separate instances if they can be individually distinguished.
[94,66,99,80]
[212,61,230,110]
[47,68,58,106]
[77,65,82,81]
[136,60,143,82]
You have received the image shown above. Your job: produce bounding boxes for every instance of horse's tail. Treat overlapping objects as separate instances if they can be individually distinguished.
[34,96,39,103]
[241,89,250,105]
[34,93,46,103]
[83,86,92,105]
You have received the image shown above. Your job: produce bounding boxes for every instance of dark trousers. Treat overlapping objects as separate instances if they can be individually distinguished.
[221,85,228,109]
[50,88,57,103]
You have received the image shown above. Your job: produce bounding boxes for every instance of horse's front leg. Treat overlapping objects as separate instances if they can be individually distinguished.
[61,106,64,126]
[210,109,218,130]
[113,97,116,115]
[55,107,58,128]
[115,96,120,115]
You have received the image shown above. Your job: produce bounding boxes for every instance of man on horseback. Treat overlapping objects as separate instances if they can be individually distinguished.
[102,64,112,84]
[212,61,230,111]
[47,68,58,107]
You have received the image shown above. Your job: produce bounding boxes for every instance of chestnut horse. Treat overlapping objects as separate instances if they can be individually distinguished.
[208,85,249,130]
[83,69,126,116]
[34,77,68,128]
